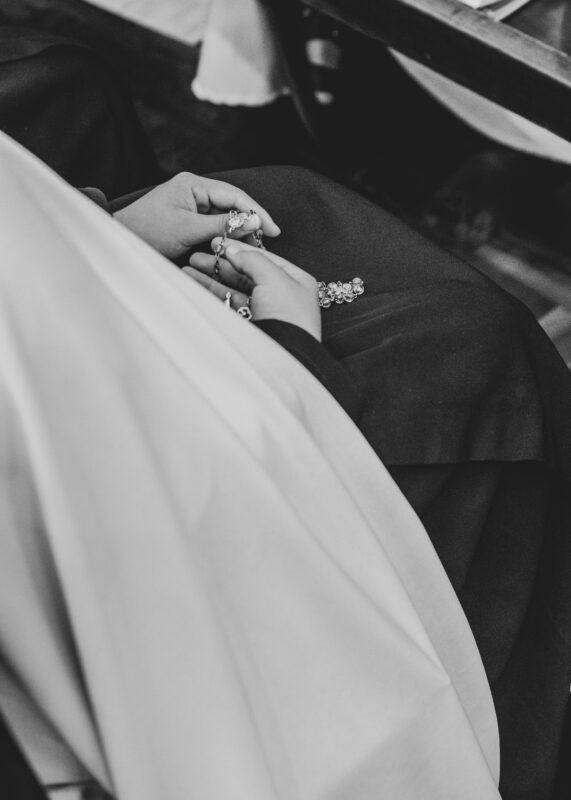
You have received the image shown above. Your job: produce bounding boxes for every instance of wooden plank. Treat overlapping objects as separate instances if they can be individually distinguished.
[290,0,571,140]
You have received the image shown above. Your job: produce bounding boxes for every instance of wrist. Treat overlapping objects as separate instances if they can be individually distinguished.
[254,312,321,342]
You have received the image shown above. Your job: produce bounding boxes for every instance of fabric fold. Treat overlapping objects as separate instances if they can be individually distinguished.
[0,132,500,800]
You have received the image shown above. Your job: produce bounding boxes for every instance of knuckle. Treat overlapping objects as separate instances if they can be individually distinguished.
[173,171,193,187]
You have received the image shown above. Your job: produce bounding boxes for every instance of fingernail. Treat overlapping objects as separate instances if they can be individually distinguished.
[225,244,237,258]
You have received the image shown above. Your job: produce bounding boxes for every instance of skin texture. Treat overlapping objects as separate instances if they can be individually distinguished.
[185,238,322,342]
[115,171,319,340]
[114,172,281,259]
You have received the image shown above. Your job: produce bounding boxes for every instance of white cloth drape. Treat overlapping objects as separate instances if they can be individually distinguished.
[81,0,571,150]
[80,0,209,44]
[81,0,288,105]
[191,0,288,106]
[393,52,571,164]
[0,132,500,800]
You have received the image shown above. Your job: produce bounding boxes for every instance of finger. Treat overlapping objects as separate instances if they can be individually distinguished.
[245,230,265,249]
[186,208,269,245]
[182,266,228,300]
[189,251,228,273]
[188,252,253,293]
[195,179,281,237]
[211,235,285,266]
[218,246,285,286]
[183,265,250,307]
[182,267,251,309]
[186,210,236,243]
[219,238,312,283]
[224,211,263,241]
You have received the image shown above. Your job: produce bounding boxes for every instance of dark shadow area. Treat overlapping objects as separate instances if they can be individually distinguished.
[0,4,570,799]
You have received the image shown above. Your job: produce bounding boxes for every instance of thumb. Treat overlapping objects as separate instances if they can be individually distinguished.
[224,244,280,285]
[188,211,264,246]
[187,212,231,244]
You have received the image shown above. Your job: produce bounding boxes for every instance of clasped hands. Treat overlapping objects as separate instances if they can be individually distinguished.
[114,172,322,341]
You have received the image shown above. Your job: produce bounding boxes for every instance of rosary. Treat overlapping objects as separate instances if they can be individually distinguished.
[215,210,365,318]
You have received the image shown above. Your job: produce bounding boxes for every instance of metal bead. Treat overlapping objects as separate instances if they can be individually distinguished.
[318,277,365,309]
[226,209,253,235]
[236,306,253,320]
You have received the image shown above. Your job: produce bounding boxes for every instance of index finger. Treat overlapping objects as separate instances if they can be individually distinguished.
[215,238,312,283]
[202,180,281,238]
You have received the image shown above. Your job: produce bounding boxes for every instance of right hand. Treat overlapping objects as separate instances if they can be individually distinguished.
[183,239,322,341]
[114,173,280,259]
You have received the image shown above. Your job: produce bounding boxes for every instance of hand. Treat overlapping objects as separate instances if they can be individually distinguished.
[114,172,280,259]
[184,238,322,341]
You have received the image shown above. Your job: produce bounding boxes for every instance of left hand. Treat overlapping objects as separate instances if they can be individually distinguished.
[184,238,322,341]
[114,172,281,259]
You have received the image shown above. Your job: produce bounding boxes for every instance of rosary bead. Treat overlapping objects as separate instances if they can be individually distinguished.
[318,278,366,308]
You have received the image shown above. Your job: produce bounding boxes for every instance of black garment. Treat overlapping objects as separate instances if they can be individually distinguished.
[83,167,571,800]
[79,185,363,424]
[208,165,571,800]
[0,712,46,800]
[0,27,160,197]
[4,23,571,798]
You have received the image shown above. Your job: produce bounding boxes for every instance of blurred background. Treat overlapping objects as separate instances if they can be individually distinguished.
[1,0,571,368]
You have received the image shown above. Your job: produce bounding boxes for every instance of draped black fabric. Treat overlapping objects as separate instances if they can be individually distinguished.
[213,165,571,800]
[0,27,160,197]
[2,25,571,800]
[0,712,46,800]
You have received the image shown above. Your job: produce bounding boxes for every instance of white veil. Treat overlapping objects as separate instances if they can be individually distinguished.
[0,132,500,800]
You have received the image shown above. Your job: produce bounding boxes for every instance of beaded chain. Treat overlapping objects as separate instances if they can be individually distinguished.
[317,278,365,308]
[218,210,366,316]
